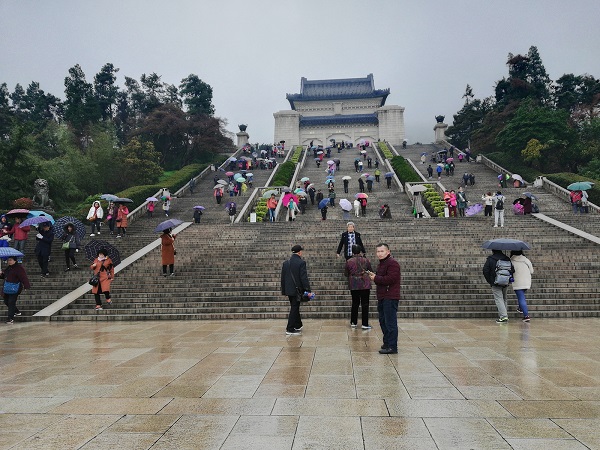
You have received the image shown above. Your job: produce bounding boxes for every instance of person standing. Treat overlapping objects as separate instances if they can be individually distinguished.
[368,243,401,354]
[1,255,31,323]
[315,190,324,207]
[281,245,312,335]
[228,203,236,224]
[482,192,494,217]
[493,191,506,227]
[61,223,81,271]
[358,177,365,193]
[267,194,278,222]
[90,248,114,310]
[162,199,171,217]
[160,228,176,276]
[86,201,104,236]
[308,186,316,205]
[511,250,533,322]
[188,177,196,194]
[106,201,117,235]
[374,168,381,183]
[336,222,365,261]
[483,249,514,323]
[359,196,368,217]
[427,165,433,180]
[457,187,468,217]
[413,192,425,218]
[343,178,349,193]
[11,217,30,258]
[34,221,54,278]
[328,189,336,207]
[116,203,129,238]
[345,245,373,329]
[214,187,223,205]
[193,208,202,224]
[147,201,155,218]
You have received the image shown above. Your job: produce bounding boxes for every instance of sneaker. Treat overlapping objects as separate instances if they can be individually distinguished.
[97,232,100,235]
[285,330,302,336]
[522,316,530,322]
[116,235,122,239]
[90,233,95,237]
[379,348,398,354]
[14,312,21,316]
[169,272,175,277]
[294,326,303,331]
[95,305,103,310]
[64,267,70,272]
[516,307,523,313]
[350,323,357,328]
[493,225,498,228]
[496,317,509,323]
[106,300,112,305]
[6,320,13,324]
[73,264,79,269]
[162,273,168,277]
[362,325,372,330]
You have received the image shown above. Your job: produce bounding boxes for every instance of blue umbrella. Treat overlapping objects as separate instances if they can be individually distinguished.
[567,181,594,191]
[0,247,24,259]
[482,239,531,251]
[385,172,394,178]
[27,211,55,223]
[53,216,86,240]
[318,199,329,209]
[366,176,375,181]
[154,219,183,233]
[101,194,119,201]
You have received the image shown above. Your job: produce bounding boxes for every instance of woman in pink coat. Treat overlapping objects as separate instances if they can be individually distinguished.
[90,248,115,310]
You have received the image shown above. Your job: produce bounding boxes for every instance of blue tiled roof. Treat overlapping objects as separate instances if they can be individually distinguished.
[299,114,379,127]
[287,74,390,109]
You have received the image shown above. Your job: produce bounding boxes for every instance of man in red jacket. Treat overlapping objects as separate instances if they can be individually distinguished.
[368,243,401,354]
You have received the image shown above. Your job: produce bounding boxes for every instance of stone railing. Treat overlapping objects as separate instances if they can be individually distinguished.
[538,177,599,214]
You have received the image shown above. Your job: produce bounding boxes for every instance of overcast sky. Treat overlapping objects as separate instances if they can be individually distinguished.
[1,0,599,145]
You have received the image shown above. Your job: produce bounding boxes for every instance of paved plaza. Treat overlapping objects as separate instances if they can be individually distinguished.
[1,318,600,449]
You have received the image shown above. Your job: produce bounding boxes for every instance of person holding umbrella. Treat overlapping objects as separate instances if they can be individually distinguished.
[116,203,129,238]
[61,223,81,271]
[482,244,515,323]
[34,222,54,278]
[86,201,104,237]
[1,254,30,323]
[12,217,30,258]
[160,228,176,276]
[193,206,203,223]
[106,201,117,235]
[90,248,115,310]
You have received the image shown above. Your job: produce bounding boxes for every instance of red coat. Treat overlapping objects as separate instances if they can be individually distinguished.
[161,233,176,265]
[373,254,401,300]
[90,257,115,294]
[117,206,129,228]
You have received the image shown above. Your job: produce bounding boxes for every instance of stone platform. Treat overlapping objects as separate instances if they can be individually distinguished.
[2,318,600,449]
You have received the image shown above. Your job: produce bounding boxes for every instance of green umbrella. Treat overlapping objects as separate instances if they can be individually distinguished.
[567,181,594,191]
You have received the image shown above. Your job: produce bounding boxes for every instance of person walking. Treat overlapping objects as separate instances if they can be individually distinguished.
[336,222,365,261]
[358,178,365,193]
[359,196,368,217]
[214,187,223,205]
[86,201,104,236]
[61,223,81,272]
[427,165,433,180]
[228,203,236,224]
[281,245,312,335]
[162,199,171,217]
[308,186,316,205]
[90,248,115,310]
[493,191,506,227]
[1,255,30,323]
[188,177,196,194]
[193,208,202,224]
[511,250,533,322]
[116,203,129,238]
[345,245,373,329]
[413,192,425,218]
[106,201,117,235]
[483,249,514,323]
[146,201,155,218]
[374,168,381,183]
[34,221,54,278]
[328,189,336,207]
[343,178,349,193]
[160,228,176,276]
[11,217,30,259]
[368,243,401,354]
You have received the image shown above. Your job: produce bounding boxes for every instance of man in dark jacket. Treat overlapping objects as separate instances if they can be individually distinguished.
[368,243,401,354]
[483,250,514,323]
[281,245,312,335]
[336,222,365,260]
[34,221,54,278]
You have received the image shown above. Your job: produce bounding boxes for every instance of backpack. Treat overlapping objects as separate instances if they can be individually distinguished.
[495,197,504,210]
[494,259,512,286]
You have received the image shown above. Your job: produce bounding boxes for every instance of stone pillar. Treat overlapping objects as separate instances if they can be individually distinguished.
[434,123,448,143]
[236,131,249,148]
[376,105,405,145]
[273,110,300,146]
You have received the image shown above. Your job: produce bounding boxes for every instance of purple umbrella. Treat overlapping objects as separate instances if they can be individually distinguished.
[465,203,484,216]
[193,206,205,210]
[20,216,54,227]
[225,202,236,210]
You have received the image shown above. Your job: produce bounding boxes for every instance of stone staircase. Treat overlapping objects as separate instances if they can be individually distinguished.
[42,145,600,321]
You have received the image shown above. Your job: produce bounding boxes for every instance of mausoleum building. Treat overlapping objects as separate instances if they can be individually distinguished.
[274,74,405,147]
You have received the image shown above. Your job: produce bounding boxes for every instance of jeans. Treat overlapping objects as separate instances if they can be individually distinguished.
[377,299,398,351]
[492,285,508,318]
[494,209,505,226]
[350,289,370,326]
[515,289,529,316]
[4,294,20,320]
[286,296,303,332]
[268,208,276,222]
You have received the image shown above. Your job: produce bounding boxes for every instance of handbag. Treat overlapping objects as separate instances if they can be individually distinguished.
[61,242,70,250]
[88,274,99,286]
[3,281,20,295]
[290,271,310,302]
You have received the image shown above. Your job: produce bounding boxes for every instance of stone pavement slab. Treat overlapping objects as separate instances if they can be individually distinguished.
[1,318,600,449]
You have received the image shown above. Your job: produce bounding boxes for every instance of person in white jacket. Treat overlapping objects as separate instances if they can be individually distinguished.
[86,201,104,236]
[510,250,534,322]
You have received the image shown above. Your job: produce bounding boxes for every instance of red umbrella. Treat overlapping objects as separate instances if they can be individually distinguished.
[5,209,30,216]
[355,193,368,199]
[225,171,234,176]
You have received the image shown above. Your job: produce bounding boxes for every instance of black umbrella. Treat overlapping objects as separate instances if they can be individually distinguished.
[482,239,531,251]
[53,216,86,240]
[114,197,134,204]
[84,240,121,266]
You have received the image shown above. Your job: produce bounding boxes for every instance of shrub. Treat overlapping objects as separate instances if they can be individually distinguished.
[271,161,296,187]
[390,156,422,184]
[290,146,303,164]
[12,197,34,209]
[377,142,394,159]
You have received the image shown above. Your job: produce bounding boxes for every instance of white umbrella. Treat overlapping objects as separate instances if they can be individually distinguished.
[512,174,524,182]
[411,185,428,193]
[342,176,351,180]
[339,199,352,211]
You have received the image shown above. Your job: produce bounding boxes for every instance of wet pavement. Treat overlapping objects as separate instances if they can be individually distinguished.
[1,318,600,449]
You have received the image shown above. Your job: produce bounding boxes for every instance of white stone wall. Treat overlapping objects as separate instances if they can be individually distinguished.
[299,125,378,147]
[377,105,405,145]
[293,98,383,117]
[273,111,300,146]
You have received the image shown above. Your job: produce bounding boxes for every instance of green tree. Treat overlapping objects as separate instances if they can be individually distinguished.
[140,72,165,113]
[94,63,120,121]
[118,137,162,186]
[179,74,215,116]
[446,85,493,149]
[64,64,100,137]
